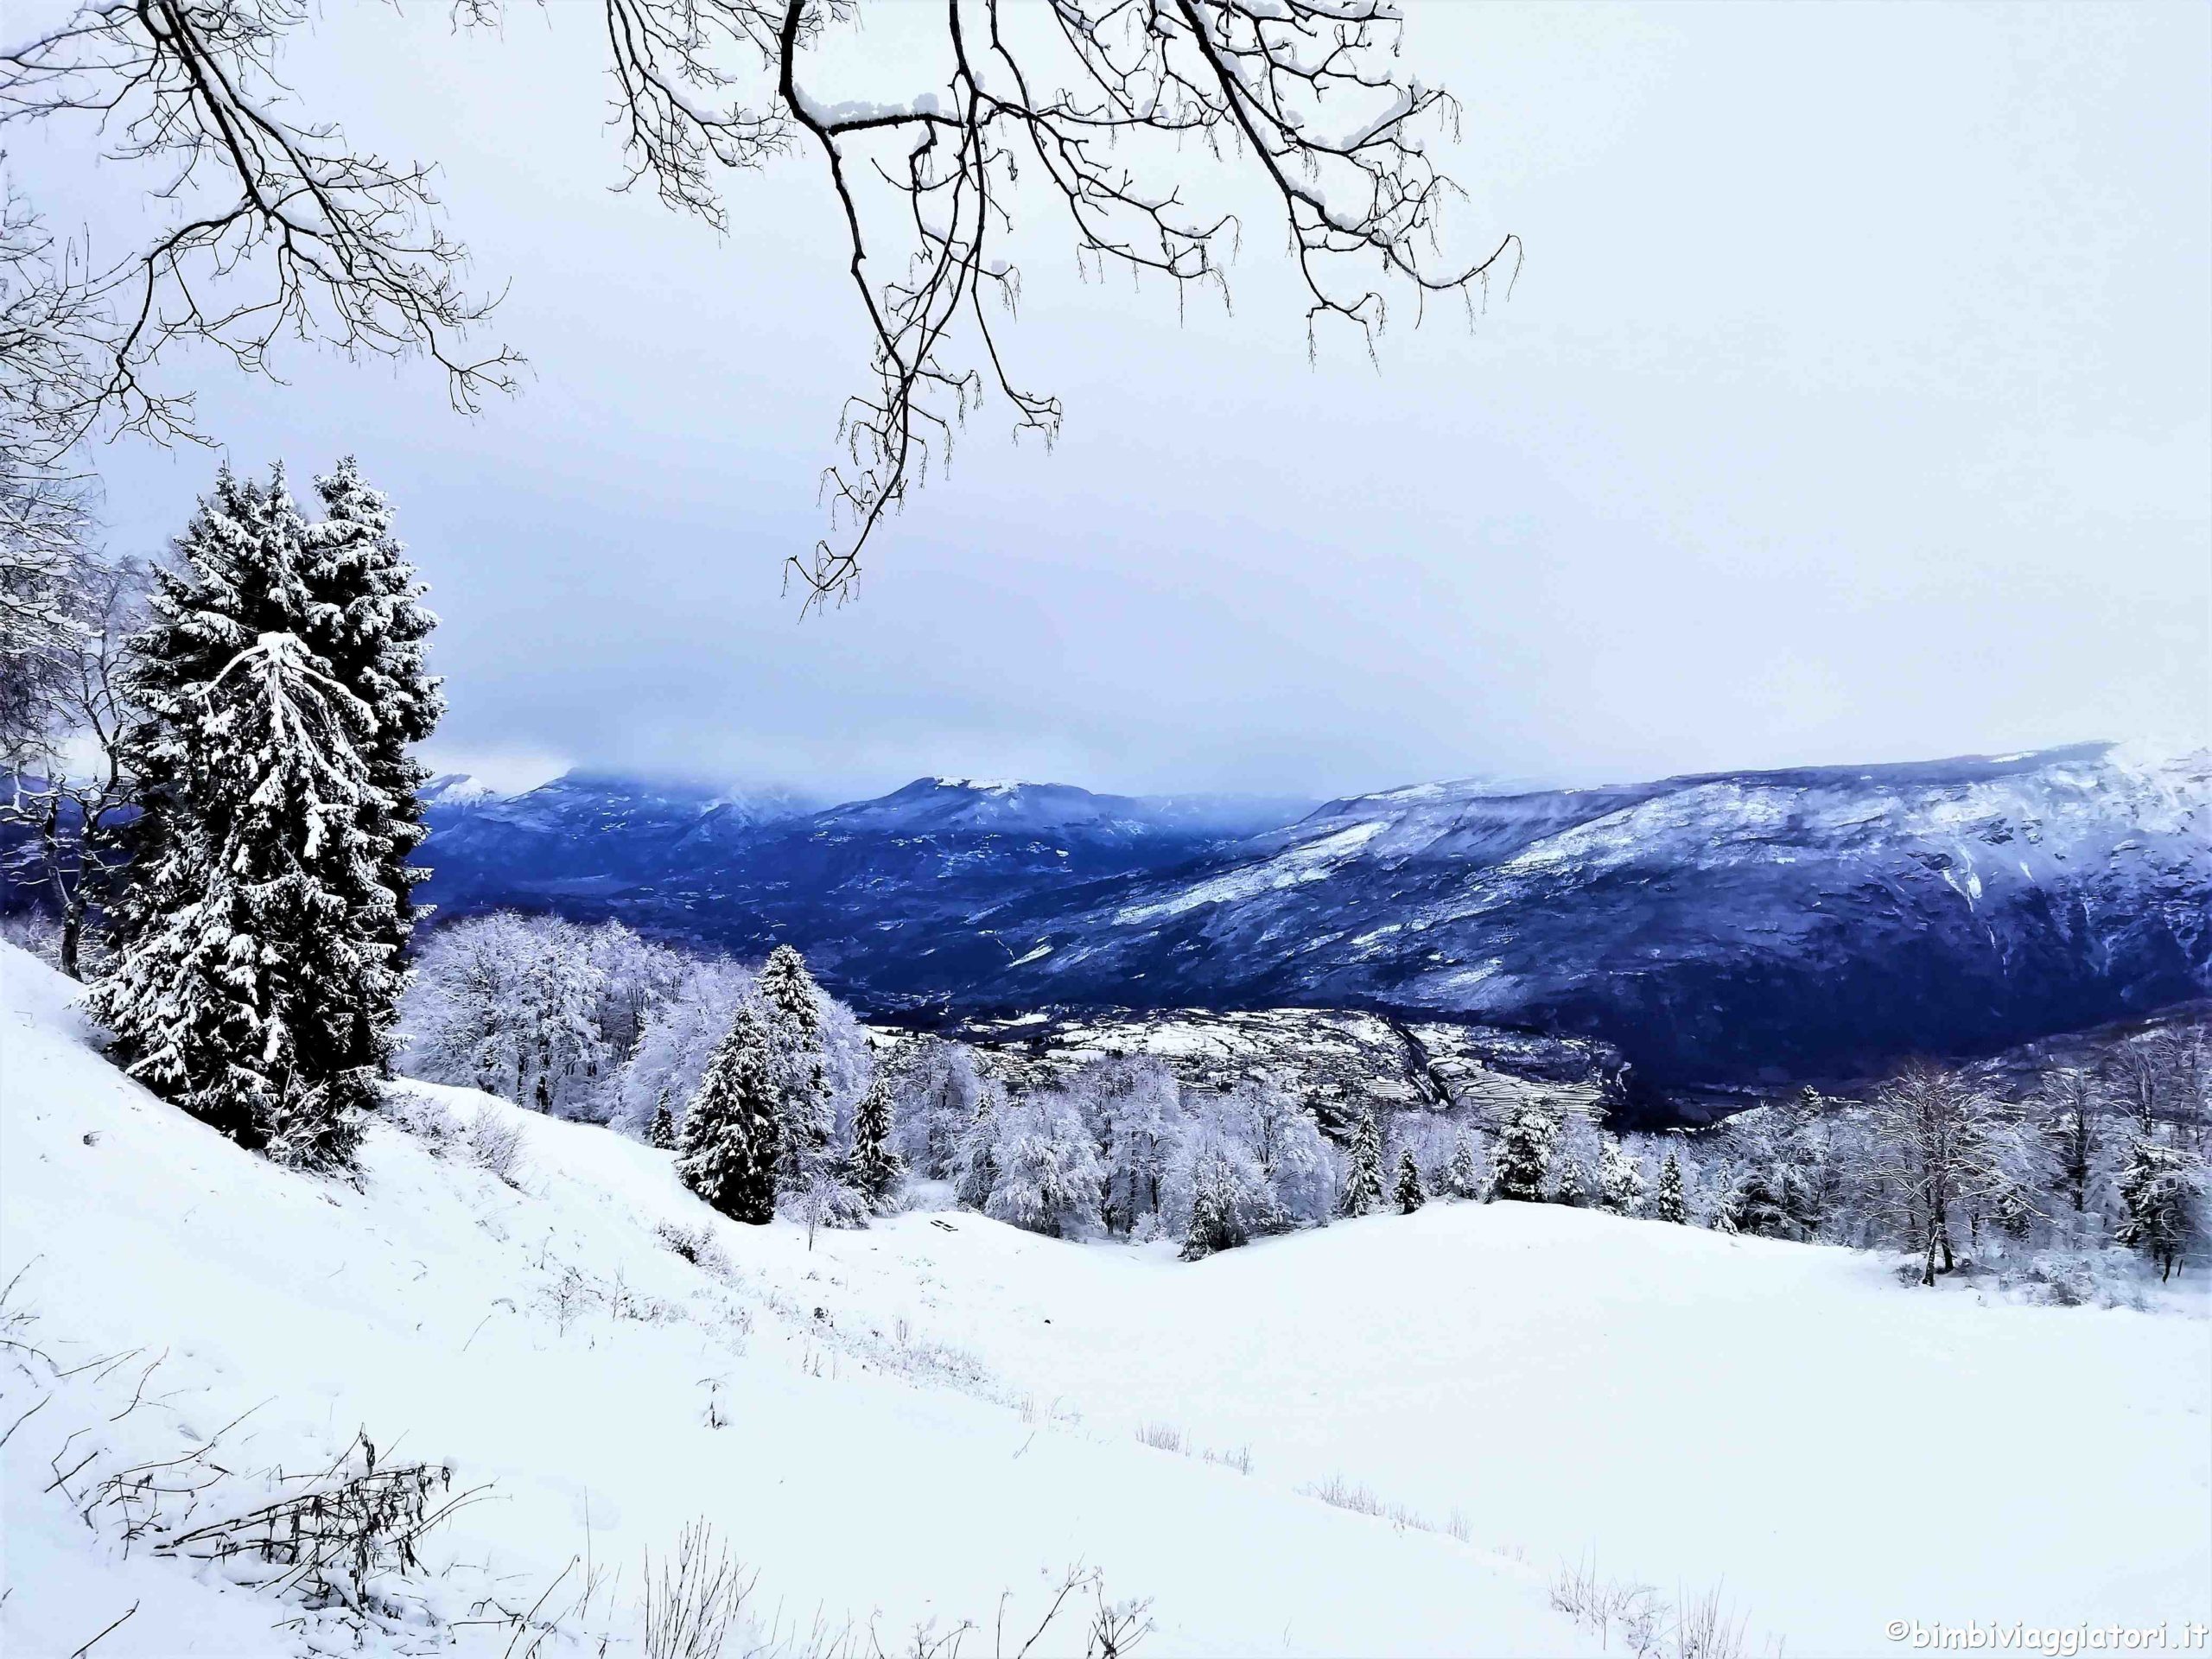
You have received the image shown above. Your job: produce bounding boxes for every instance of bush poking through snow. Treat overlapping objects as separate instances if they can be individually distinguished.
[466,1109,527,1185]
[641,1517,753,1659]
[1550,1555,1767,1659]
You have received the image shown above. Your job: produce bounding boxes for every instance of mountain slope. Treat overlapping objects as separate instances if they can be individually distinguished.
[6,942,2204,1656]
[961,743,2212,1085]
[407,745,2211,1090]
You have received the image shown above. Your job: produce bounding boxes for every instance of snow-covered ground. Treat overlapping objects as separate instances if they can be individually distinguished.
[3,941,2206,1656]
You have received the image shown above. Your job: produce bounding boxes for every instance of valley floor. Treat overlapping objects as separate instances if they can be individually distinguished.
[3,943,2205,1657]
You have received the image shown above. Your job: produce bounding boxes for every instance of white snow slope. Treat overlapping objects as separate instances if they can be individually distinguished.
[3,941,2207,1657]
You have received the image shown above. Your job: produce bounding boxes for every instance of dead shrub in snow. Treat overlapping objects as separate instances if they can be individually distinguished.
[656,1218,732,1279]
[1133,1421,1184,1453]
[642,1517,753,1659]
[1550,1555,1769,1659]
[466,1109,527,1185]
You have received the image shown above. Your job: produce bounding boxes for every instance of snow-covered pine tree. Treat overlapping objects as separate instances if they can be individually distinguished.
[1395,1149,1426,1214]
[846,1071,904,1209]
[302,458,441,1027]
[91,466,396,1164]
[1442,1129,1485,1200]
[646,1090,677,1151]
[1653,1147,1688,1223]
[757,944,832,1194]
[677,1005,779,1224]
[1339,1109,1385,1217]
[1491,1101,1560,1204]
[2115,1135,2202,1281]
[1598,1135,1647,1216]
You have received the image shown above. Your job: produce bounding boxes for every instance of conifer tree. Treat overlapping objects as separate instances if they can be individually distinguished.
[1491,1101,1560,1204]
[677,1006,779,1224]
[646,1091,677,1151]
[302,458,442,1012]
[846,1071,904,1209]
[1597,1135,1647,1216]
[92,466,398,1164]
[1339,1109,1385,1217]
[1394,1149,1426,1214]
[1441,1129,1485,1200]
[757,944,831,1192]
[1653,1148,1688,1224]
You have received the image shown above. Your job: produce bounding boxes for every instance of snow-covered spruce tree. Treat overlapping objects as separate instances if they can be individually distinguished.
[2115,1135,2202,1281]
[1441,1129,1485,1201]
[1653,1147,1688,1223]
[91,466,402,1164]
[757,944,832,1194]
[1597,1135,1647,1217]
[845,1071,904,1210]
[301,458,441,999]
[1491,1101,1561,1204]
[1339,1109,1385,1217]
[646,1091,677,1151]
[677,1005,779,1224]
[1395,1150,1426,1215]
[982,1090,1103,1238]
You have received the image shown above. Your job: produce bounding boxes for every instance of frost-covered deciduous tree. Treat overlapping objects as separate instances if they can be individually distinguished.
[1867,1060,2018,1287]
[1077,1056,1180,1236]
[2037,1067,2100,1219]
[610,956,757,1131]
[90,464,418,1165]
[403,912,612,1114]
[677,1004,779,1224]
[1491,1101,1560,1205]
[1596,1135,1646,1217]
[2115,1136,2202,1281]
[980,1090,1103,1239]
[1163,1096,1273,1261]
[950,1078,1006,1211]
[1339,1109,1385,1217]
[883,1035,985,1180]
[1242,1087,1333,1228]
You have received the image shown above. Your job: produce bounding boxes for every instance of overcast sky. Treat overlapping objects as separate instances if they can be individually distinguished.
[20,1,2210,800]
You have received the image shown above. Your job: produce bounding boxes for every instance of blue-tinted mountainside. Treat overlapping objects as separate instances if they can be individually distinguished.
[416,746,2211,1088]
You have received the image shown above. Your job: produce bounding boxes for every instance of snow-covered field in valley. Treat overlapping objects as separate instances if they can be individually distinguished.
[3,941,2206,1657]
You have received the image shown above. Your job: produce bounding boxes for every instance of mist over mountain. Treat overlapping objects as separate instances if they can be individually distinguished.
[413,742,2211,1095]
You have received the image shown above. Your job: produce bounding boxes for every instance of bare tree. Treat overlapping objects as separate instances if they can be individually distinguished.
[4,1,1515,601]
[0,193,102,753]
[1866,1059,2017,1287]
[2035,1065,2099,1218]
[3,558,147,979]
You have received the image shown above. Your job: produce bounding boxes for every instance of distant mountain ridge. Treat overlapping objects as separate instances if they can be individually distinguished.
[414,744,2210,1090]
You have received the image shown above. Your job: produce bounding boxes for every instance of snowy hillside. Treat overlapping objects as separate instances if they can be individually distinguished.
[5,941,2206,1656]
